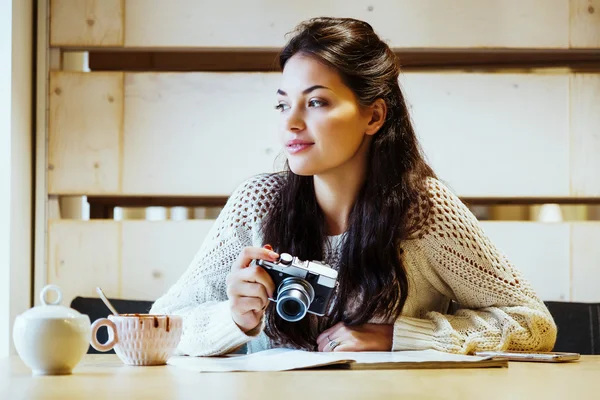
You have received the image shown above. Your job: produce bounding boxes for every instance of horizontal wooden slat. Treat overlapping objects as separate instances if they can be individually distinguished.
[120,221,214,301]
[47,220,214,305]
[402,73,570,197]
[121,73,280,196]
[86,49,600,72]
[48,221,121,307]
[570,74,600,196]
[49,0,600,49]
[47,72,280,196]
[82,197,600,211]
[570,0,600,48]
[571,223,600,302]
[47,221,598,303]
[48,71,600,198]
[50,0,124,47]
[48,72,123,194]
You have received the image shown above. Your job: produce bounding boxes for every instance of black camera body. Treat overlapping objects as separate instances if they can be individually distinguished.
[257,253,338,322]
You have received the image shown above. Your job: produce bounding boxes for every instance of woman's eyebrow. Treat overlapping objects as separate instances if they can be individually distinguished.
[276,85,331,96]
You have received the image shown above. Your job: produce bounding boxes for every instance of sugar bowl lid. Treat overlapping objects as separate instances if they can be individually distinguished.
[19,285,88,320]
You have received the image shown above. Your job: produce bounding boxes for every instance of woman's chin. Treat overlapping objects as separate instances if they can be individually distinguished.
[288,163,319,177]
[290,169,316,177]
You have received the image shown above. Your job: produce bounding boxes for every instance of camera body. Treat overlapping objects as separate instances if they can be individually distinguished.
[256,253,338,322]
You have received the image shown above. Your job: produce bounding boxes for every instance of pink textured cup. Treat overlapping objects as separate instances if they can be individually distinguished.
[90,314,182,366]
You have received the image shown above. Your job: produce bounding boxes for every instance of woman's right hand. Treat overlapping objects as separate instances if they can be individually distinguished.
[226,245,279,333]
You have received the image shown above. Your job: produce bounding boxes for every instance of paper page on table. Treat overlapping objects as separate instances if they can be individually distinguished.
[167,348,502,372]
[337,349,507,370]
[338,349,493,364]
[168,348,353,372]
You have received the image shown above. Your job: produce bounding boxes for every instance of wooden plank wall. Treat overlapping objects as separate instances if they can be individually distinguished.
[48,72,600,198]
[40,0,600,306]
[49,0,599,48]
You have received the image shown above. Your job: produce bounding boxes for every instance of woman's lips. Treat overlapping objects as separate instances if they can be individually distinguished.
[286,140,314,154]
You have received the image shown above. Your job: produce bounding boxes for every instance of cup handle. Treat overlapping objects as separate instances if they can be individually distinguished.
[90,318,119,352]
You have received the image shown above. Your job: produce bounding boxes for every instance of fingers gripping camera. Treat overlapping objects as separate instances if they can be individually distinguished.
[257,253,338,322]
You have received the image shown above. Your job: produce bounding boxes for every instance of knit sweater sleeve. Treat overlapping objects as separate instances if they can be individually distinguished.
[392,178,557,355]
[149,174,281,356]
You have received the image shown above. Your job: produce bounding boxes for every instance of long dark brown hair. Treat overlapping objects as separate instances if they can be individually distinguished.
[261,17,437,350]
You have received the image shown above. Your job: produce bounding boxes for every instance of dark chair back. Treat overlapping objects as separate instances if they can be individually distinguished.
[70,297,154,354]
[545,301,600,355]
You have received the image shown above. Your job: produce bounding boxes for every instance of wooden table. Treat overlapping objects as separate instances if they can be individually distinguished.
[1,354,600,399]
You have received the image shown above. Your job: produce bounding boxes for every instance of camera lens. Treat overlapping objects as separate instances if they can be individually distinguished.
[281,299,301,317]
[275,277,315,322]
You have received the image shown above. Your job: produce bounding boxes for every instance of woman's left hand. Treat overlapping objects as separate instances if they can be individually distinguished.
[316,322,394,352]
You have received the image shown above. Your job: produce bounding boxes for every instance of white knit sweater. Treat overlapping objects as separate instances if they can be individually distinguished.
[150,173,557,356]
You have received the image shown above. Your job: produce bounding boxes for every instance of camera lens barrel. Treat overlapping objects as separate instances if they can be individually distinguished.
[275,277,315,322]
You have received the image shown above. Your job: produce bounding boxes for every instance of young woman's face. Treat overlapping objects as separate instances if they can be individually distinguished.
[276,54,374,176]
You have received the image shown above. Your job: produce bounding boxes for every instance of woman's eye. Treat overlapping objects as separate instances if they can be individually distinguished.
[308,99,326,107]
[274,103,289,112]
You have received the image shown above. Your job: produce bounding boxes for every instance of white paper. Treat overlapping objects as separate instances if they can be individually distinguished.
[167,348,493,372]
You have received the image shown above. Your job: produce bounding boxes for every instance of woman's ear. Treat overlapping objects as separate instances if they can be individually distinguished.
[365,98,387,136]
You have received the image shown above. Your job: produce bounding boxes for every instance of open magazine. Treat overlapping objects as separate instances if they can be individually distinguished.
[167,348,508,372]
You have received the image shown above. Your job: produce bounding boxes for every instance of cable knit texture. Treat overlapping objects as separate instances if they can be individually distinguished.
[150,173,557,356]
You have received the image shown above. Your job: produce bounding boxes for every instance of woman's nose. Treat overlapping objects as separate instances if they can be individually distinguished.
[285,109,306,132]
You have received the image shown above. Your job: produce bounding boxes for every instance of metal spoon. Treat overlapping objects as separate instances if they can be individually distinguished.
[96,287,119,316]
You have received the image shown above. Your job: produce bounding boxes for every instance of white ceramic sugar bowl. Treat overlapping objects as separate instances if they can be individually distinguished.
[13,285,91,375]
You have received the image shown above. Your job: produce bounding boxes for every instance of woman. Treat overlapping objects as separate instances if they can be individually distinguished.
[150,17,557,356]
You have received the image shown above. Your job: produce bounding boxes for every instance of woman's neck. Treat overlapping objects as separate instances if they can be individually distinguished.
[313,142,370,236]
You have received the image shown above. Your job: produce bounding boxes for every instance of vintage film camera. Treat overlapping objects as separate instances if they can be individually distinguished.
[257,253,338,322]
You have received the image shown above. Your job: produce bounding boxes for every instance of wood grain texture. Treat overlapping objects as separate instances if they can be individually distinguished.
[570,0,600,47]
[571,223,600,302]
[47,220,120,307]
[48,1,600,49]
[50,0,124,47]
[570,74,600,197]
[121,72,280,196]
[48,72,123,194]
[49,0,571,49]
[48,71,579,198]
[403,73,570,198]
[47,221,214,303]
[3,354,600,399]
[47,221,600,303]
[120,221,214,300]
[123,0,568,49]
